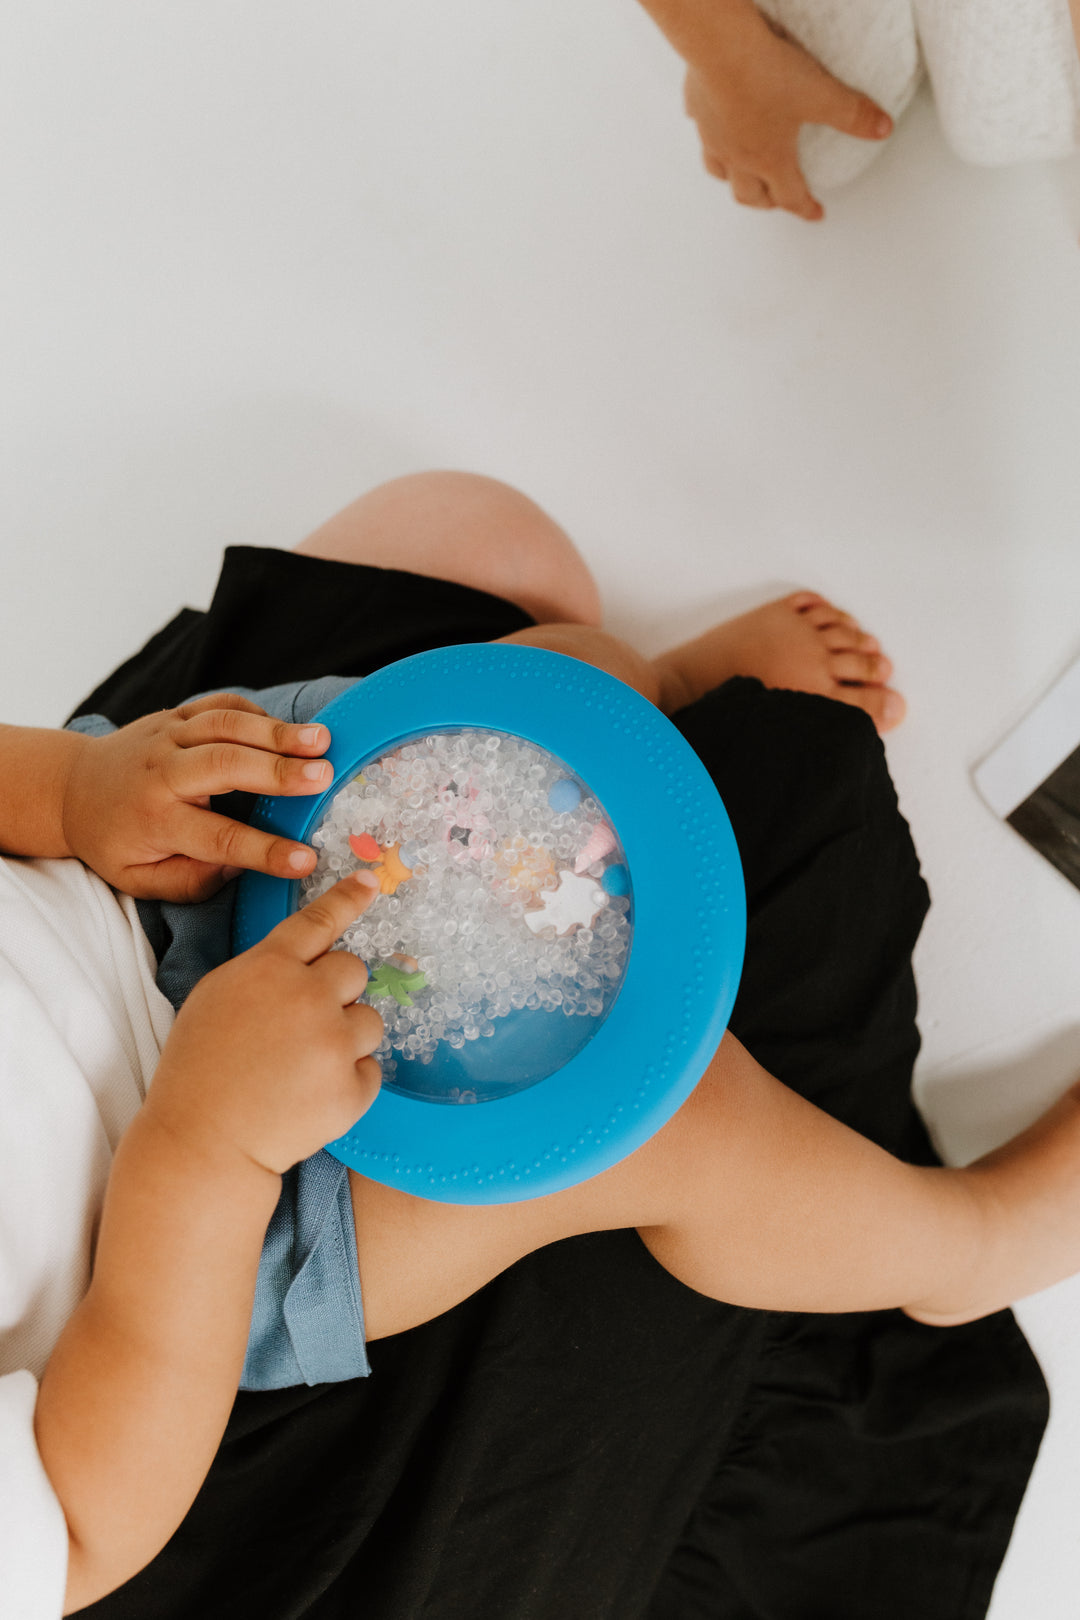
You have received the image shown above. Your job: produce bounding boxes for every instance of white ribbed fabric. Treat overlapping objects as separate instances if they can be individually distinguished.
[755,0,923,190]
[0,856,173,1620]
[915,0,1080,164]
[756,0,1080,191]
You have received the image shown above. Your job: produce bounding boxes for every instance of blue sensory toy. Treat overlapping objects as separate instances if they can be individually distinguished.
[232,643,745,1204]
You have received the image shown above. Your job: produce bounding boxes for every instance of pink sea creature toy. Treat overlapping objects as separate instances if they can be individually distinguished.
[573,822,617,874]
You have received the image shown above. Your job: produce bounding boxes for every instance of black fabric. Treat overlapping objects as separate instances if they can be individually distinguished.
[73,549,1048,1620]
[67,545,535,728]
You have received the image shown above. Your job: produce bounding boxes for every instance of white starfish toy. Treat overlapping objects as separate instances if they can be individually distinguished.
[524,870,606,936]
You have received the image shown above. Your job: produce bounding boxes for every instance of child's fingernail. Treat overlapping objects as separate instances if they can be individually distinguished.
[298,725,326,747]
[352,869,380,893]
[302,760,332,780]
[289,847,315,871]
[875,114,892,137]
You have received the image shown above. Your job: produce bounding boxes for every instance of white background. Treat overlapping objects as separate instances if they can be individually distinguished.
[2,4,1080,1612]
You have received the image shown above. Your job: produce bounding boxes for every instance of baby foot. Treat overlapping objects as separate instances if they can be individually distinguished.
[659,592,906,733]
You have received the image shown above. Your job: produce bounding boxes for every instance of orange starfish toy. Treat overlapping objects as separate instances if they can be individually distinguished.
[347,832,415,895]
[372,843,413,896]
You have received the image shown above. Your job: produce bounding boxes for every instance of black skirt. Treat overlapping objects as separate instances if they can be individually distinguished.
[74,548,1048,1620]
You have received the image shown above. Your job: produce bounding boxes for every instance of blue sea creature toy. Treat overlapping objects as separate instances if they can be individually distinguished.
[548,777,583,813]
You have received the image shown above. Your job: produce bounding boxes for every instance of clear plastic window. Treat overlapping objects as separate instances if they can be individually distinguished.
[301,728,633,1103]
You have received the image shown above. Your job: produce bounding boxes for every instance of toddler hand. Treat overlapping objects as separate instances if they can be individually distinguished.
[144,871,384,1176]
[62,693,335,902]
[683,9,891,219]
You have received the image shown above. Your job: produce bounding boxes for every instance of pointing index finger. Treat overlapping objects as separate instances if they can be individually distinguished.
[267,870,381,964]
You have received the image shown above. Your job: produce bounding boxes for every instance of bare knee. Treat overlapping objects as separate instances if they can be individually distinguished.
[296,470,603,628]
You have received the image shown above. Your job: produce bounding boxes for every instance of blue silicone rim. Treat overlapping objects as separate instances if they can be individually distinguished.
[232,643,745,1204]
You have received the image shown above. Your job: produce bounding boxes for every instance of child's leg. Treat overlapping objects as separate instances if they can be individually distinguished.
[294,471,603,629]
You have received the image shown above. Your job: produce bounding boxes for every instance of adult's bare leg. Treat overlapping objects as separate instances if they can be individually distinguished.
[352,1018,1080,1342]
[295,471,603,628]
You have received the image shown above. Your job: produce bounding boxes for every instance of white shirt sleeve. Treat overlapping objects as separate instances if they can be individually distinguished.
[0,1370,68,1620]
[0,856,174,1620]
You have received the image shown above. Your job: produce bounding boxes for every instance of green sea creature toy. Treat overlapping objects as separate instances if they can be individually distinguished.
[367,959,428,1008]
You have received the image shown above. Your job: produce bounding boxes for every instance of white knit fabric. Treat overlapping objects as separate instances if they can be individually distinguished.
[916,0,1080,164]
[755,0,923,190]
[757,0,1080,191]
[0,856,173,1620]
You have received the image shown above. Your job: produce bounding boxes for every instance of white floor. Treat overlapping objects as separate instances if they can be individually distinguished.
[3,4,1080,1612]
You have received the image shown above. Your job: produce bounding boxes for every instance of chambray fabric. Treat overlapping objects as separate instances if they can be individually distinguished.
[68,674,368,1390]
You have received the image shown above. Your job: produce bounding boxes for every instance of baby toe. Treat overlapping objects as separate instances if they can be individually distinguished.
[830,650,892,684]
[786,590,827,613]
[820,624,879,654]
[852,686,906,734]
[832,684,906,735]
[804,601,860,633]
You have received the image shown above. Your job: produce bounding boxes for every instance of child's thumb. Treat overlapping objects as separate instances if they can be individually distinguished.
[814,72,892,142]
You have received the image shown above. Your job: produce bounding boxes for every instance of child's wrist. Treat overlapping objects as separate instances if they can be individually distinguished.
[136,1091,285,1196]
[0,723,90,860]
[57,728,106,866]
[639,0,769,77]
[83,1100,283,1333]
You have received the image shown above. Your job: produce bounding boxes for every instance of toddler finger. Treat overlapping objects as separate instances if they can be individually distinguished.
[175,692,269,721]
[319,1050,383,1150]
[120,854,235,904]
[817,79,892,142]
[174,708,331,761]
[729,172,774,209]
[315,947,372,1006]
[170,802,322,880]
[167,739,334,800]
[353,1055,383,1113]
[270,870,382,964]
[765,163,823,222]
[344,1000,386,1060]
